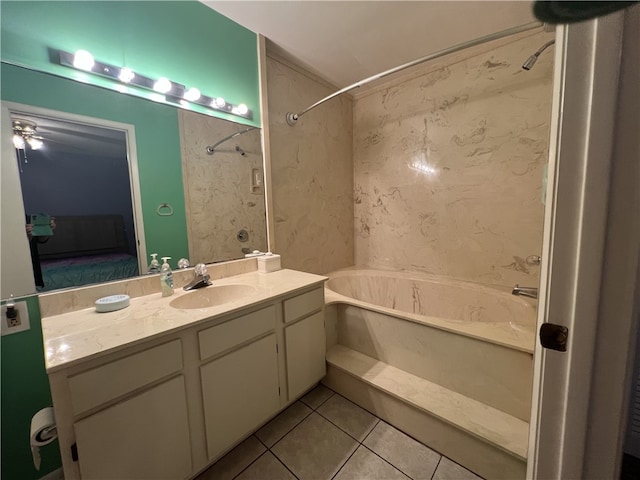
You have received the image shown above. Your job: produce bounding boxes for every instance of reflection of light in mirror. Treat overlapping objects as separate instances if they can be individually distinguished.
[153,77,172,93]
[29,138,43,150]
[410,159,438,177]
[213,97,226,108]
[184,87,201,102]
[237,104,249,115]
[73,49,94,71]
[118,67,135,83]
[13,134,25,149]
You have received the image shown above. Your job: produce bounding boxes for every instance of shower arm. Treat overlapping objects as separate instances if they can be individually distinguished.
[286,20,542,126]
[206,126,257,155]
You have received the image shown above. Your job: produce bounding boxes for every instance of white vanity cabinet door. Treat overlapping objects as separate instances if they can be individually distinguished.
[73,375,191,480]
[285,310,326,400]
[200,333,280,460]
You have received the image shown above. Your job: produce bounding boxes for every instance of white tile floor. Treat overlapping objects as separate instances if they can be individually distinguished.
[196,385,483,480]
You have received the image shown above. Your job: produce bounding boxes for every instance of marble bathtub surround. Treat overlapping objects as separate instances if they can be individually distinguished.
[179,110,268,264]
[353,29,554,288]
[41,268,326,371]
[266,51,354,275]
[38,257,258,318]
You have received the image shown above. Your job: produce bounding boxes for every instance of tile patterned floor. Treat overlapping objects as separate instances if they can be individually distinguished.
[196,384,483,480]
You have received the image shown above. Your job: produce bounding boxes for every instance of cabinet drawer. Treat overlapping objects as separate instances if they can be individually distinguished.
[283,287,324,324]
[69,340,182,415]
[199,305,275,361]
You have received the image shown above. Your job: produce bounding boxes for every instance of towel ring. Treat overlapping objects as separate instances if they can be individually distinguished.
[157,203,174,216]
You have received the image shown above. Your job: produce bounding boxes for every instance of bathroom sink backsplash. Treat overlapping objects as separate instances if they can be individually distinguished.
[38,258,258,317]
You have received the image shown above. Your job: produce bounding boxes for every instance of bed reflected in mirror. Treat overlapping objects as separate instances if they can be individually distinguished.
[14,111,142,292]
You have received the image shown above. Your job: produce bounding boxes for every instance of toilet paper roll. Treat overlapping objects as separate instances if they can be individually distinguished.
[30,407,57,471]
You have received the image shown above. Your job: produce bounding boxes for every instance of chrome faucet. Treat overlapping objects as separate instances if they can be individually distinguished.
[183,263,211,291]
[512,284,538,299]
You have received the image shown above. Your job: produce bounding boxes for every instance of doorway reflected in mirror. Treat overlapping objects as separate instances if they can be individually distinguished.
[12,111,142,292]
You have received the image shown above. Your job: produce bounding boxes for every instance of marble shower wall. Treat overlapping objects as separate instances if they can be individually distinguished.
[353,30,554,288]
[179,110,267,264]
[266,54,354,274]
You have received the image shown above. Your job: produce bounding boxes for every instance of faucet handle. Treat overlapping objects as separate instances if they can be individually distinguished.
[194,263,207,276]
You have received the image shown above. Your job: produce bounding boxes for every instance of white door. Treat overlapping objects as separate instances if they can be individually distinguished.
[527,7,640,480]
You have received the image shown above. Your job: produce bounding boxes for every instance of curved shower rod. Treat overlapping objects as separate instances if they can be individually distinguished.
[286,21,542,126]
[206,126,257,155]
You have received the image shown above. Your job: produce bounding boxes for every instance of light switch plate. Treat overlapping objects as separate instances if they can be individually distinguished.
[1,301,30,336]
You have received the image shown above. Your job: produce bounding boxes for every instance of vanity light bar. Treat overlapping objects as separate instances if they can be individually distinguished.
[56,50,253,120]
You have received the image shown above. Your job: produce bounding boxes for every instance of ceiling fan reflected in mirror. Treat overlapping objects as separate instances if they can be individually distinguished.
[12,118,46,172]
[12,118,44,150]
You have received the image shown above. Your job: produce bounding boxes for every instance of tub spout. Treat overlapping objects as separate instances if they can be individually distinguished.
[512,284,538,299]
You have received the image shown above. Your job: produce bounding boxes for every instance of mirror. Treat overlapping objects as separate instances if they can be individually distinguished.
[1,63,267,294]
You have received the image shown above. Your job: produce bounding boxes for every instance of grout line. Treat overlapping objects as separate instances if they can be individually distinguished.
[315,406,379,444]
[360,418,381,443]
[254,433,269,450]
[360,444,419,480]
[229,450,269,480]
[430,456,443,480]
[301,389,335,411]
[268,448,301,480]
[263,402,314,449]
[328,443,362,480]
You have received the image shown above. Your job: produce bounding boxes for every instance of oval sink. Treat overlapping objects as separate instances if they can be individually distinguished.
[169,284,256,310]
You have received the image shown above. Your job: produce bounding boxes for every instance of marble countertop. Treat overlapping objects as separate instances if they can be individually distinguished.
[42,269,326,373]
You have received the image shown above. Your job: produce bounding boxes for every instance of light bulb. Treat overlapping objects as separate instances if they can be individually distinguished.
[28,138,43,150]
[13,134,25,149]
[153,77,172,94]
[118,68,135,83]
[184,88,201,102]
[237,104,249,115]
[73,50,95,71]
[213,97,226,108]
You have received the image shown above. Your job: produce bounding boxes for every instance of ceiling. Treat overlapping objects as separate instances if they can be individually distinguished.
[203,1,538,88]
[10,112,127,158]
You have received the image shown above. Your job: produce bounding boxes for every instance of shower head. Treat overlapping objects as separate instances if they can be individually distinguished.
[522,39,555,70]
[522,54,540,71]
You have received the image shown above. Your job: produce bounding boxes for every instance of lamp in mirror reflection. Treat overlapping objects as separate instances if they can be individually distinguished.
[56,49,253,120]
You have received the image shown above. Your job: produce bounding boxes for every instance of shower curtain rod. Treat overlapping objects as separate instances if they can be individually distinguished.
[286,21,542,126]
[206,126,257,154]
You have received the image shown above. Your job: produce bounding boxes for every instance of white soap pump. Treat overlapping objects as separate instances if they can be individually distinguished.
[160,257,174,297]
[148,253,160,274]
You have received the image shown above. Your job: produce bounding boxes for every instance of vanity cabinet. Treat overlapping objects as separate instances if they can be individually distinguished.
[47,282,326,480]
[283,287,326,400]
[198,305,280,460]
[73,376,192,479]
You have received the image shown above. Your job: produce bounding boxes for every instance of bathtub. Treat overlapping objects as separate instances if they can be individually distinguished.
[325,268,536,353]
[322,268,536,479]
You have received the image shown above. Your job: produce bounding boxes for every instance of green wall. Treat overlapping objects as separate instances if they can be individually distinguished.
[1,2,261,478]
[2,62,190,263]
[0,1,260,127]
[1,296,61,479]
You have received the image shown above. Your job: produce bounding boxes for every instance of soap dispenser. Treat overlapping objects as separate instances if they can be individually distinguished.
[148,253,160,274]
[160,257,174,297]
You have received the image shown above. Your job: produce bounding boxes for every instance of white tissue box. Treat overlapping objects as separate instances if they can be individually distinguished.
[257,253,281,273]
